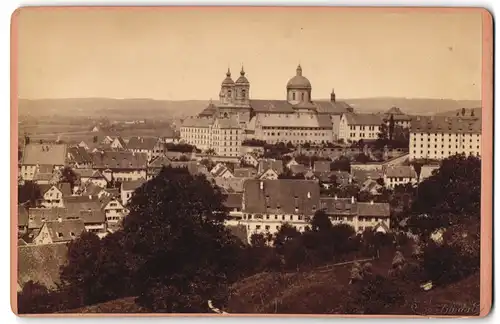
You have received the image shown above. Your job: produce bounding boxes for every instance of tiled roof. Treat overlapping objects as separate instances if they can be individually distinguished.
[91,151,148,169]
[320,198,390,217]
[343,112,383,126]
[18,243,69,289]
[67,146,92,165]
[41,183,72,197]
[22,144,67,166]
[290,164,308,174]
[114,136,127,148]
[410,115,481,134]
[313,160,331,173]
[420,164,440,180]
[385,166,417,178]
[74,168,104,178]
[250,99,351,114]
[351,169,384,183]
[121,179,146,192]
[320,198,358,216]
[28,208,66,229]
[223,193,243,209]
[149,156,172,168]
[258,159,284,175]
[64,196,105,224]
[233,167,257,178]
[127,137,159,150]
[216,116,241,129]
[199,102,218,117]
[42,219,86,243]
[361,179,383,193]
[357,202,390,217]
[243,179,320,215]
[214,177,248,193]
[182,117,214,127]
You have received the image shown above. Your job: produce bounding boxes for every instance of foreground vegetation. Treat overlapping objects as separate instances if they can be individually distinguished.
[18,155,482,315]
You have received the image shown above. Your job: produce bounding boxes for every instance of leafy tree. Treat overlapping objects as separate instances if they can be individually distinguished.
[411,154,481,228]
[461,107,466,116]
[310,210,333,232]
[18,181,42,207]
[93,135,98,143]
[59,231,102,306]
[250,233,269,247]
[388,114,395,141]
[122,166,241,312]
[205,148,216,156]
[330,156,351,172]
[59,166,78,189]
[17,281,54,314]
[353,153,371,164]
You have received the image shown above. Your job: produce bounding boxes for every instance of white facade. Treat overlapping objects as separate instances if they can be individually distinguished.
[410,131,482,160]
[339,113,381,142]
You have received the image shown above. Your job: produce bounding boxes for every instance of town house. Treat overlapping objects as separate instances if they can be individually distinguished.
[32,219,86,245]
[320,196,390,233]
[20,144,67,181]
[121,179,146,206]
[74,169,108,188]
[127,136,165,162]
[39,183,72,208]
[383,165,418,189]
[90,151,148,182]
[241,179,320,240]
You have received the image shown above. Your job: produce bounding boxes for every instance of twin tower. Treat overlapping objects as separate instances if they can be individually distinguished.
[218,65,334,107]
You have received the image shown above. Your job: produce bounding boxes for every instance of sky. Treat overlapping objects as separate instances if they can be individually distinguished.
[15,7,483,101]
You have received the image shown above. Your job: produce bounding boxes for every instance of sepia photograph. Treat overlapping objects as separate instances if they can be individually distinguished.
[12,6,492,317]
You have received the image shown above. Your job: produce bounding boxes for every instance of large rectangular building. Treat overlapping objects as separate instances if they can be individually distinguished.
[409,115,481,160]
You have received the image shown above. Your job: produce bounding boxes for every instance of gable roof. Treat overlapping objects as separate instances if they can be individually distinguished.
[64,196,106,224]
[385,166,417,178]
[258,159,283,174]
[28,208,67,229]
[233,167,257,178]
[243,179,320,215]
[121,179,146,192]
[343,112,383,126]
[127,136,159,150]
[91,151,148,169]
[149,156,172,169]
[112,136,127,148]
[320,198,390,217]
[74,168,105,179]
[67,146,92,165]
[40,219,86,243]
[214,177,248,193]
[22,144,67,166]
[223,193,243,209]
[289,164,308,174]
[249,99,350,114]
[410,115,481,134]
[18,243,69,290]
[357,202,390,217]
[41,183,72,197]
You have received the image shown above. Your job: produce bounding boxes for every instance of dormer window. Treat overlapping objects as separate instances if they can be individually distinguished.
[57,232,63,238]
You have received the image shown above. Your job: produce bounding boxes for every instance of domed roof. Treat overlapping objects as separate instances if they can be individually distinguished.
[221,68,234,86]
[286,65,311,89]
[235,66,249,85]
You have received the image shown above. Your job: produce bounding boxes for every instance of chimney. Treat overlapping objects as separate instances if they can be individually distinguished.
[370,200,374,205]
[57,217,62,223]
[307,191,311,199]
[351,196,355,204]
[330,89,336,103]
[88,195,92,200]
[334,194,338,200]
[259,181,264,190]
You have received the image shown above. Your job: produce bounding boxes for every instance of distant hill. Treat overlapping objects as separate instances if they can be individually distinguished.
[18,97,481,120]
[18,98,211,120]
[434,107,482,117]
[339,97,481,115]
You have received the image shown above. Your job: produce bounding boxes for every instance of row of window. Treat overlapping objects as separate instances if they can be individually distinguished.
[412,133,481,138]
[264,131,328,137]
[414,144,480,149]
[412,150,481,156]
[348,133,377,138]
[349,126,378,131]
[411,138,480,142]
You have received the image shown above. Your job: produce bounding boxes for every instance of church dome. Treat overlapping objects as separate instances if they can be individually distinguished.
[286,65,311,89]
[235,66,249,85]
[221,68,234,86]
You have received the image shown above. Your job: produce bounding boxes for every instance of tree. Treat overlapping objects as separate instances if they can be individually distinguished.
[461,107,466,116]
[18,181,42,207]
[388,114,395,141]
[59,231,103,307]
[330,156,351,172]
[93,135,98,143]
[411,154,481,224]
[310,210,333,232]
[122,166,241,312]
[205,148,216,156]
[17,281,53,314]
[354,153,371,164]
[59,166,78,189]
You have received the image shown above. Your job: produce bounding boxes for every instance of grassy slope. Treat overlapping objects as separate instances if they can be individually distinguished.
[58,267,479,315]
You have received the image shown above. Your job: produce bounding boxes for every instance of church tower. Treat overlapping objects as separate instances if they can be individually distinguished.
[219,68,235,105]
[234,66,250,106]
